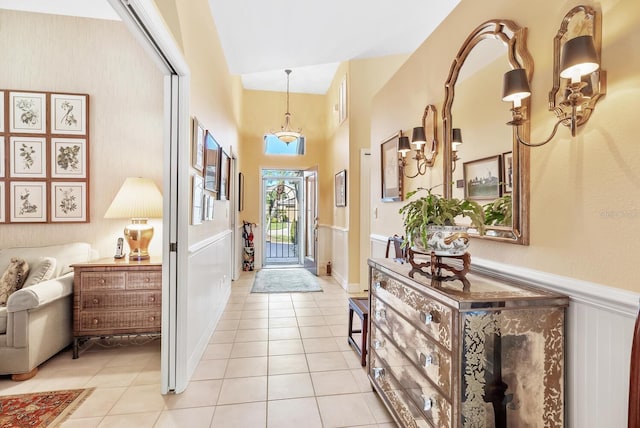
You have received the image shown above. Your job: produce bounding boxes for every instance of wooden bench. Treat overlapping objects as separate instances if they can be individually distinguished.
[347,297,369,366]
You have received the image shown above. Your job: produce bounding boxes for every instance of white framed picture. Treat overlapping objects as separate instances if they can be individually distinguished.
[0,182,5,223]
[10,136,47,178]
[0,91,4,132]
[10,92,46,134]
[51,181,86,222]
[192,174,204,225]
[51,94,87,135]
[51,138,87,178]
[10,181,47,222]
[0,136,4,178]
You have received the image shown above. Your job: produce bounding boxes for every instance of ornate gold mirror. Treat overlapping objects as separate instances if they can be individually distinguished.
[442,20,532,244]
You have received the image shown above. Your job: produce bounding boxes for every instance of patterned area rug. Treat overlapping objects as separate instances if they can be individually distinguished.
[0,388,94,428]
[251,268,323,293]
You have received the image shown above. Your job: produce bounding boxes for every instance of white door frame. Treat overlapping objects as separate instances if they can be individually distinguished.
[108,0,190,394]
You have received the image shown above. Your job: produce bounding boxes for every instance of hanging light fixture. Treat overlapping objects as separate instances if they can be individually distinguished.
[273,69,302,144]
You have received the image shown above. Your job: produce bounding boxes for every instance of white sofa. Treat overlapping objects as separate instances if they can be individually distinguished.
[0,242,96,380]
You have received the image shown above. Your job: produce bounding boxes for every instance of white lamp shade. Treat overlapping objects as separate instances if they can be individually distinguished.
[104,177,163,219]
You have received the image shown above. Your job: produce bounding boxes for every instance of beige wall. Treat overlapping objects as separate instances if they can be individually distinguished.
[165,0,243,243]
[371,0,640,291]
[238,89,328,224]
[0,10,164,259]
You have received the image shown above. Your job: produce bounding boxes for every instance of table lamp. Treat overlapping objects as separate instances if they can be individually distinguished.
[104,177,163,261]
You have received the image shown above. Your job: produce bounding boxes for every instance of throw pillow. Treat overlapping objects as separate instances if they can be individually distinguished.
[0,258,30,306]
[23,257,57,288]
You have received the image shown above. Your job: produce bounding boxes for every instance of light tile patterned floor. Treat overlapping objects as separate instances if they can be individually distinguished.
[0,270,395,427]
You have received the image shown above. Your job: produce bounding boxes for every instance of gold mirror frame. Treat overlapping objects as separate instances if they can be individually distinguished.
[549,5,605,128]
[442,20,532,245]
[422,104,438,167]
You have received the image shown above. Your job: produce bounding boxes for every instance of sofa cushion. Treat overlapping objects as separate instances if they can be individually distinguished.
[0,242,92,278]
[23,257,57,288]
[0,306,6,334]
[0,258,30,306]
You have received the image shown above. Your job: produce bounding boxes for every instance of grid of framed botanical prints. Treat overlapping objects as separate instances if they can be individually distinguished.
[190,116,230,225]
[0,90,90,223]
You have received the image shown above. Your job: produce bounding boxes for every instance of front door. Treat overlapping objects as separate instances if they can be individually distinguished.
[303,167,318,275]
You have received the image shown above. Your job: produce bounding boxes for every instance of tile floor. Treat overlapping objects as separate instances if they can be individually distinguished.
[0,270,395,428]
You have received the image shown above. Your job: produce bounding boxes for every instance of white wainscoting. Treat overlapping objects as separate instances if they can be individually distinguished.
[327,225,349,291]
[370,234,639,427]
[184,231,232,381]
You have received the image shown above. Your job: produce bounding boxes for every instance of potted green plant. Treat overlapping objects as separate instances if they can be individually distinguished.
[399,186,485,255]
[483,194,512,226]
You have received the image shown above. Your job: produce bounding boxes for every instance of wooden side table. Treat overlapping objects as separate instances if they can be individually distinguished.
[71,259,162,358]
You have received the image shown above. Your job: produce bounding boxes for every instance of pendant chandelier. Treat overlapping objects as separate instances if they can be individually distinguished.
[273,69,302,144]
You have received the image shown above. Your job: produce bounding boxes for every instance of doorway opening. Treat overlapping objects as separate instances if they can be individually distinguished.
[262,169,303,267]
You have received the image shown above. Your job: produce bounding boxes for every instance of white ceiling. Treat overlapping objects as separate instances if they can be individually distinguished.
[0,0,461,94]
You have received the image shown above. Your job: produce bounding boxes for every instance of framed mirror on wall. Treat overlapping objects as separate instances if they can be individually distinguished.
[442,20,533,245]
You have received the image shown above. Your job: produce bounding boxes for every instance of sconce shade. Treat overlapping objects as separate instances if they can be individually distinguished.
[411,126,427,148]
[104,177,163,261]
[560,35,599,80]
[452,128,464,148]
[502,68,531,103]
[398,135,411,155]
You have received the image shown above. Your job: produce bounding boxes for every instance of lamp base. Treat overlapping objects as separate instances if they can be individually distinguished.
[124,219,153,261]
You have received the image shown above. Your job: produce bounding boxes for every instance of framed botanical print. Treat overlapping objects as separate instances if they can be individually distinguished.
[381,132,402,202]
[51,94,87,135]
[0,136,4,178]
[335,169,347,207]
[10,91,46,134]
[10,181,47,222]
[51,138,87,178]
[204,131,220,195]
[191,117,205,172]
[219,150,230,200]
[0,182,4,223]
[51,181,86,222]
[0,91,4,132]
[191,174,204,225]
[10,137,47,178]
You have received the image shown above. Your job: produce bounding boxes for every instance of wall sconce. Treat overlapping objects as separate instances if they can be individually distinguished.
[503,6,605,147]
[451,128,463,172]
[398,105,438,178]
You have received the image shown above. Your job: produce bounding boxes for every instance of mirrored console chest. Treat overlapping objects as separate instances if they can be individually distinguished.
[368,258,569,428]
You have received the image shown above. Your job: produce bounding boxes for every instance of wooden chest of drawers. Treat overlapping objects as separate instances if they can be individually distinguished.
[71,259,161,358]
[368,258,568,428]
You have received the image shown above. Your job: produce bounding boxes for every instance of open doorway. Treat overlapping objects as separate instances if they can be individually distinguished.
[262,169,303,267]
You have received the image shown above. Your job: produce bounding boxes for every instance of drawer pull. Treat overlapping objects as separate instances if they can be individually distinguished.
[422,396,434,412]
[92,298,99,304]
[373,367,385,379]
[144,277,151,283]
[374,309,386,321]
[99,278,106,285]
[420,311,438,325]
[373,339,385,350]
[149,296,156,302]
[419,352,434,368]
[92,318,99,325]
[149,316,156,322]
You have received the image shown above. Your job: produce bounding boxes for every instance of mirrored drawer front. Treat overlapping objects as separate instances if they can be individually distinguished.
[81,272,125,290]
[79,310,161,331]
[81,292,161,310]
[126,271,162,289]
[372,270,453,351]
[369,354,432,428]
[371,325,452,428]
[371,295,452,398]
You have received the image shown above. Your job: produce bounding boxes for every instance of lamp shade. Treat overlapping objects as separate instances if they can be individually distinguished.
[502,68,531,103]
[398,136,411,155]
[104,177,163,219]
[560,35,599,80]
[411,126,427,148]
